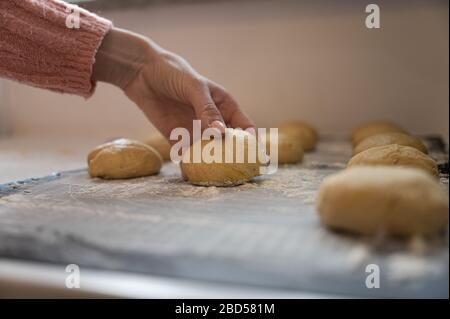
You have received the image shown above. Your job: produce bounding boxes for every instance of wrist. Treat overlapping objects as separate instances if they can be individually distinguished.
[93,27,155,89]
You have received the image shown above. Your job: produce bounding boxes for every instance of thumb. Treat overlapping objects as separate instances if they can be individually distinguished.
[188,82,226,133]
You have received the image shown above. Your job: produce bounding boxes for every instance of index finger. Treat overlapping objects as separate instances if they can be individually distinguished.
[208,82,256,131]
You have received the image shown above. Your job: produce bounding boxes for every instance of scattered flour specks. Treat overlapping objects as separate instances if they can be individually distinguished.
[387,254,445,282]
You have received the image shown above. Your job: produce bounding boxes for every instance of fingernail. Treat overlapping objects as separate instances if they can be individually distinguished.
[211,120,226,133]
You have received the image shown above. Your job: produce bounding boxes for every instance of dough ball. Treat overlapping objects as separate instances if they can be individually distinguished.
[260,131,304,164]
[145,133,171,161]
[278,121,317,151]
[353,132,428,155]
[316,166,449,236]
[88,138,162,179]
[348,144,438,176]
[352,121,407,147]
[181,130,262,186]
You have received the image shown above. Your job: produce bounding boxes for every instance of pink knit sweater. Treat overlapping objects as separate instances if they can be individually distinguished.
[0,0,112,98]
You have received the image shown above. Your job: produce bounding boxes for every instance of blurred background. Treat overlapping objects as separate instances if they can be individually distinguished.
[0,0,448,180]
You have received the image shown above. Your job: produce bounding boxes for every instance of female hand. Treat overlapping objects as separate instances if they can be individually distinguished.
[93,28,255,140]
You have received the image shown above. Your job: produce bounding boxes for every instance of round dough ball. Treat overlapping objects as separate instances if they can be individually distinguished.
[145,133,171,161]
[278,121,318,151]
[316,166,449,236]
[353,132,428,155]
[88,138,162,179]
[347,144,438,176]
[260,132,304,164]
[181,130,262,186]
[352,121,408,147]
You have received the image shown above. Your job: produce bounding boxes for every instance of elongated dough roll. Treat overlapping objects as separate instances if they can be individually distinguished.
[316,166,449,236]
[352,121,407,147]
[145,133,172,161]
[348,144,438,176]
[353,132,428,155]
[88,138,162,179]
[181,130,262,186]
[278,121,318,151]
[260,131,304,164]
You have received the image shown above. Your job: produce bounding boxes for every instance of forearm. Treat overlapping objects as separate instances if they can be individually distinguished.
[0,0,112,98]
[92,27,156,89]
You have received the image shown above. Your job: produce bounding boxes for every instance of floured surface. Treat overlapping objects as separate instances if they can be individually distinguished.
[0,137,448,298]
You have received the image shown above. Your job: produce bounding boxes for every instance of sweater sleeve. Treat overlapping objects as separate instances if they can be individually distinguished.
[0,0,112,98]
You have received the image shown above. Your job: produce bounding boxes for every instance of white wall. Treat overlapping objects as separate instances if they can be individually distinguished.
[1,0,448,141]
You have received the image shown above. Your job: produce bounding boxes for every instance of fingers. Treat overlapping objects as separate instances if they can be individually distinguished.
[209,82,255,131]
[187,80,226,133]
[187,78,255,134]
[227,105,256,131]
